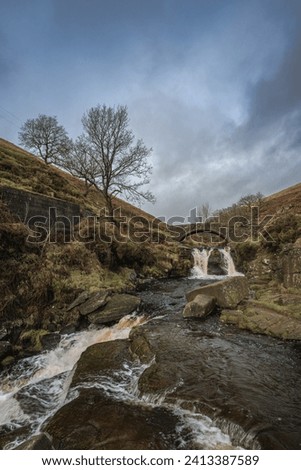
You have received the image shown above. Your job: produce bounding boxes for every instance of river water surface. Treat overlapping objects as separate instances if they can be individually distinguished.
[0,276,300,449]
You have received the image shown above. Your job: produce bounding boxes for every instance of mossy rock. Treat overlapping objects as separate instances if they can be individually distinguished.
[19,329,49,353]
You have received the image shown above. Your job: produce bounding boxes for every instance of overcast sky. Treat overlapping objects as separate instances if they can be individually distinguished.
[1,0,301,219]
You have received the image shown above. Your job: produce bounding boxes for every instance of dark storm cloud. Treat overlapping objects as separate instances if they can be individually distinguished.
[1,0,301,218]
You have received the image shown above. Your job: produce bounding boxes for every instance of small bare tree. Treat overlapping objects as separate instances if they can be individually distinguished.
[238,192,264,208]
[19,114,71,165]
[79,104,155,218]
[197,202,212,222]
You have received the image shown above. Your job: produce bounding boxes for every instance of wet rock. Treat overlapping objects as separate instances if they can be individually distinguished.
[66,291,90,311]
[44,389,180,450]
[71,340,132,387]
[208,249,226,276]
[41,333,61,350]
[79,291,109,316]
[0,341,12,361]
[0,328,8,340]
[183,294,216,319]
[130,330,154,363]
[186,276,249,308]
[15,432,54,450]
[87,294,141,325]
[59,324,76,335]
[0,425,32,450]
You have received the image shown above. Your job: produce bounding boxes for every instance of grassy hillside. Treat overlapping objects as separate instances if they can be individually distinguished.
[0,138,161,222]
[0,138,191,334]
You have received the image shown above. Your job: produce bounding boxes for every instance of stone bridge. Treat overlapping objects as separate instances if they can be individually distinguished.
[168,223,228,244]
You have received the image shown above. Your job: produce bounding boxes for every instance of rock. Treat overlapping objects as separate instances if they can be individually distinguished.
[282,247,301,288]
[15,433,54,450]
[220,305,301,340]
[208,249,226,276]
[0,341,12,361]
[44,390,180,450]
[47,323,57,332]
[186,276,249,309]
[1,355,15,368]
[59,324,76,335]
[87,294,141,325]
[66,291,90,311]
[0,425,32,450]
[19,329,49,353]
[130,329,154,363]
[40,333,61,350]
[79,291,109,316]
[130,310,301,449]
[0,328,8,340]
[220,309,244,324]
[183,294,216,319]
[71,340,132,388]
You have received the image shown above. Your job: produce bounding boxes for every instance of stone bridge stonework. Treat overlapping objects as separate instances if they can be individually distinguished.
[169,223,228,244]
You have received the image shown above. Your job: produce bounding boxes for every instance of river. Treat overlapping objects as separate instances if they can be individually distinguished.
[0,275,300,449]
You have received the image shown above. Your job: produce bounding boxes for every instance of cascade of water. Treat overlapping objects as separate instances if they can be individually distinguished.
[0,314,145,447]
[220,247,243,277]
[190,247,212,278]
[190,247,243,278]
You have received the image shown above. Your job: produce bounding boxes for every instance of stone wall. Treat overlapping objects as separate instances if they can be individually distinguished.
[0,186,80,228]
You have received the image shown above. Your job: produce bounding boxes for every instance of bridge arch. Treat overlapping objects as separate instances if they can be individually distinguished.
[178,227,228,243]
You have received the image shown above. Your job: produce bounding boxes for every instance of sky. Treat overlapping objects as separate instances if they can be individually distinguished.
[1,0,301,219]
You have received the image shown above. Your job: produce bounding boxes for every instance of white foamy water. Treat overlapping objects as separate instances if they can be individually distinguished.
[71,359,233,450]
[189,248,212,278]
[0,311,234,450]
[0,314,145,447]
[189,247,243,279]
[220,247,244,277]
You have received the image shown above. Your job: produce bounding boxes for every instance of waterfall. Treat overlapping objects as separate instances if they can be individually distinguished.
[220,247,243,277]
[190,247,243,278]
[190,247,212,278]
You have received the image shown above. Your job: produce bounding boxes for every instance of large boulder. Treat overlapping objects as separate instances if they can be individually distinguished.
[183,294,216,319]
[71,340,132,387]
[44,390,180,450]
[186,276,249,309]
[87,294,141,325]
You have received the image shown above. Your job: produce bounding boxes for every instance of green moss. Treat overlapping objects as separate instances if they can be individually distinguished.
[20,329,48,352]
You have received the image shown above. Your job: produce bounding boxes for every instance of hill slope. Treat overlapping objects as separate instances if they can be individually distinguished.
[261,182,301,217]
[0,138,191,343]
[0,138,160,222]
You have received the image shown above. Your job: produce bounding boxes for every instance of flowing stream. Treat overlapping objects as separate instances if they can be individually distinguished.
[0,253,300,450]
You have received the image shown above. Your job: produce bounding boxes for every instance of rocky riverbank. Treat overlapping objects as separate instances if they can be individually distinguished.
[5,277,298,451]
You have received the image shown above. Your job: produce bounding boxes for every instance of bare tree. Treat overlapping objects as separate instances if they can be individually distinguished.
[79,104,155,218]
[60,136,98,196]
[238,192,264,208]
[19,114,71,165]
